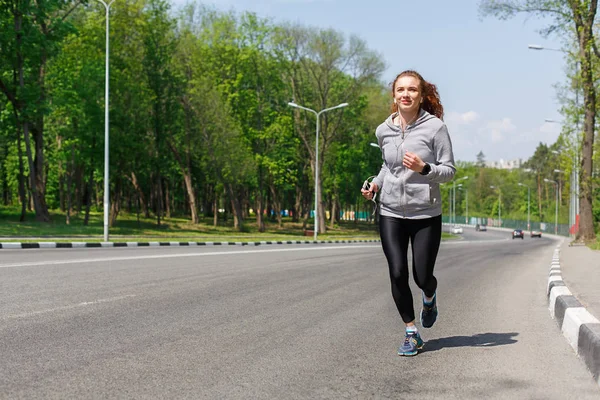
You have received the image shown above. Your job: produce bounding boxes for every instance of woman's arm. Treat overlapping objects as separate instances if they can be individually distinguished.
[426,124,456,183]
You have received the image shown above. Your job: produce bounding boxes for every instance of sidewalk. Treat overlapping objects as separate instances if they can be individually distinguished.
[560,241,600,323]
[548,240,600,388]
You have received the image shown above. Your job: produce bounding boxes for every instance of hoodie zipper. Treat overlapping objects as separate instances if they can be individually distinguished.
[400,124,411,218]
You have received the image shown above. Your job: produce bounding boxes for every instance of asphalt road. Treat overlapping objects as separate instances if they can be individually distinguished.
[1,228,598,399]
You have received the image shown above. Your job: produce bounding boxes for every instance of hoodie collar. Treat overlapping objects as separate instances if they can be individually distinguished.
[385,109,434,132]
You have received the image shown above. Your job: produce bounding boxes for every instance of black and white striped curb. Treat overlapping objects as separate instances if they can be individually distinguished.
[547,245,600,387]
[0,239,381,250]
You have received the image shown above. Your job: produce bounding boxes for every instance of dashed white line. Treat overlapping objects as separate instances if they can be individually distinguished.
[2,295,137,320]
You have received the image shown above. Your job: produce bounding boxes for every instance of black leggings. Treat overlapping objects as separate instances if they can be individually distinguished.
[379,214,442,323]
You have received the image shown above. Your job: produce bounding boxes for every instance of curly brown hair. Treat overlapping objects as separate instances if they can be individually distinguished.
[390,70,444,120]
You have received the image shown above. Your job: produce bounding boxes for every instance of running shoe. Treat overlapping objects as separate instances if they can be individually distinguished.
[420,293,438,328]
[398,331,424,356]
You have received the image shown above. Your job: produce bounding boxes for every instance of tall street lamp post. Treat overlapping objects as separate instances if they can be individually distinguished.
[530,44,580,236]
[457,185,468,224]
[98,0,115,242]
[453,176,468,225]
[288,102,348,241]
[548,133,577,236]
[544,178,559,235]
[490,185,501,227]
[453,184,462,224]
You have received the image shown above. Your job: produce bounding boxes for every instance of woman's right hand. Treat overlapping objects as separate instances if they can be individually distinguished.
[361,182,378,200]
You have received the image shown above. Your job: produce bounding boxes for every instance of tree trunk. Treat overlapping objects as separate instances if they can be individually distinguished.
[182,174,198,224]
[57,136,65,212]
[155,174,163,226]
[269,184,282,228]
[167,140,198,224]
[83,164,94,226]
[129,172,149,218]
[75,164,83,213]
[317,180,326,234]
[213,196,218,227]
[16,125,27,222]
[255,192,265,232]
[10,9,50,222]
[329,191,338,229]
[567,0,597,241]
[293,185,302,223]
[65,146,74,225]
[165,180,171,219]
[84,132,96,226]
[227,184,244,231]
[1,142,8,205]
[110,178,121,227]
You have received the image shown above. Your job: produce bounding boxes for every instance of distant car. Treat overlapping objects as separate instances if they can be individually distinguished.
[530,230,542,238]
[475,224,487,232]
[512,229,524,239]
[451,226,463,234]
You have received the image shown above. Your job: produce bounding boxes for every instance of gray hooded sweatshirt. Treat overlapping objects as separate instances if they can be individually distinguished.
[372,109,456,219]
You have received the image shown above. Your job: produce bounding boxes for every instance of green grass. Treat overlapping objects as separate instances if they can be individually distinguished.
[0,206,460,243]
[0,206,384,242]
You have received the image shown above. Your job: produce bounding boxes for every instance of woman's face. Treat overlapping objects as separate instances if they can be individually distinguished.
[394,75,422,115]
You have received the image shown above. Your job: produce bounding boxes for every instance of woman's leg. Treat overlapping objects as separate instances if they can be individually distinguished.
[379,215,414,323]
[409,215,442,297]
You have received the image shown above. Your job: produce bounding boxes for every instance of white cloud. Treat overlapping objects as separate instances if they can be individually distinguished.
[485,118,516,143]
[539,121,561,135]
[446,110,479,126]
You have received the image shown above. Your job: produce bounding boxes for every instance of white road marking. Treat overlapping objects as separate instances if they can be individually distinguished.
[2,295,136,320]
[0,238,512,269]
[0,245,382,269]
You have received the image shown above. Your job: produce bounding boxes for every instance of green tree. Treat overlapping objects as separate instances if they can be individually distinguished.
[479,0,598,241]
[0,0,83,222]
[276,24,385,233]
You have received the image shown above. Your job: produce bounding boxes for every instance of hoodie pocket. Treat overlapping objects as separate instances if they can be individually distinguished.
[405,183,432,208]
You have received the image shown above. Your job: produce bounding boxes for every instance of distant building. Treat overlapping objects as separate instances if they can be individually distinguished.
[485,158,523,170]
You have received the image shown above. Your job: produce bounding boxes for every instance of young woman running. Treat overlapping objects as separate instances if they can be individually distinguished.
[361,70,456,356]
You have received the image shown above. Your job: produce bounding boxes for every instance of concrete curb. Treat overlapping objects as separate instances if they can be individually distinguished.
[547,244,600,387]
[0,239,381,250]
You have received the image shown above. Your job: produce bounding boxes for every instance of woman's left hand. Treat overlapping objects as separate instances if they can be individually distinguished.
[403,151,426,173]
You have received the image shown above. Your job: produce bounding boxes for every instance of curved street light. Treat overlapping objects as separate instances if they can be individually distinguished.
[287,102,349,240]
[531,46,580,236]
[544,178,559,235]
[97,0,116,242]
[451,176,468,225]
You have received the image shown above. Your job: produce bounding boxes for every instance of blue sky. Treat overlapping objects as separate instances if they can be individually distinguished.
[171,0,571,163]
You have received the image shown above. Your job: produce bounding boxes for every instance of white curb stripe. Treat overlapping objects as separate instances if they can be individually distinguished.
[547,275,563,295]
[561,307,600,353]
[549,286,572,318]
[0,243,21,249]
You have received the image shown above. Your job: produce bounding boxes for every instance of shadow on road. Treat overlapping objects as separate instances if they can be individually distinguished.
[423,332,519,352]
